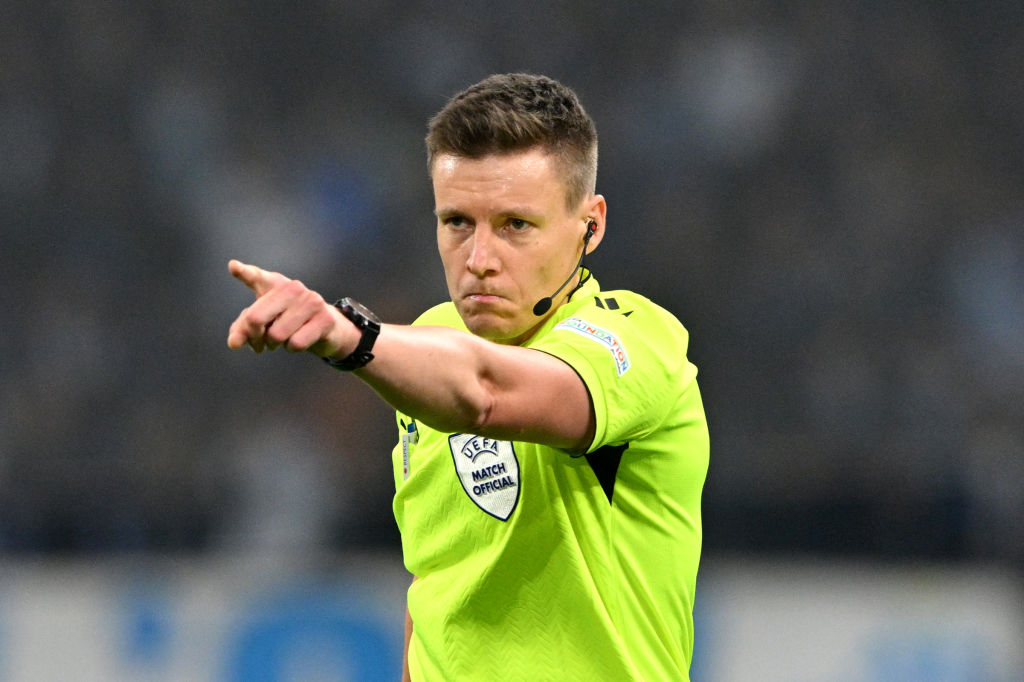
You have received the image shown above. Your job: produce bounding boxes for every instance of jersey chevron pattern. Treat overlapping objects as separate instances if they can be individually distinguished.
[392,276,709,681]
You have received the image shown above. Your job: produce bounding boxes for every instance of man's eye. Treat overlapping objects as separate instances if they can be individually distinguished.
[445,216,467,227]
[508,219,530,231]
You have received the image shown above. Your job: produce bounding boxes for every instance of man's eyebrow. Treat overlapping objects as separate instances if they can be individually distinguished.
[495,207,544,221]
[433,207,544,222]
[434,207,463,219]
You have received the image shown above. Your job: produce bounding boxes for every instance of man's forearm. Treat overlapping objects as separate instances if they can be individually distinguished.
[403,603,413,682]
[403,576,416,682]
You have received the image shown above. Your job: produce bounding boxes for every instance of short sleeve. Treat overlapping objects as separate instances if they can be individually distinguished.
[530,300,696,453]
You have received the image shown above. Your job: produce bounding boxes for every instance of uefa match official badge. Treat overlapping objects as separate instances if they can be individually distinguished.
[448,434,521,521]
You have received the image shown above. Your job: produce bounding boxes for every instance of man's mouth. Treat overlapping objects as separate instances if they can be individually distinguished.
[466,288,505,299]
[465,292,504,303]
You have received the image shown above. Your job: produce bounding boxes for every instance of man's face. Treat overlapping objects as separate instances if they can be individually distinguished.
[432,148,602,345]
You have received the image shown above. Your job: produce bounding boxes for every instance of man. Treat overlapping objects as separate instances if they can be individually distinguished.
[228,73,709,681]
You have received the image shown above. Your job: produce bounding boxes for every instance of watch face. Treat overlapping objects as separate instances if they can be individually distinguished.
[341,298,381,325]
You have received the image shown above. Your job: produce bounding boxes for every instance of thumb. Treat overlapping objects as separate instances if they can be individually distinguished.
[229,259,281,297]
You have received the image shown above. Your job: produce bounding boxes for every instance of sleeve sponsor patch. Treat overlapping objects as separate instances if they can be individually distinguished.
[554,317,631,375]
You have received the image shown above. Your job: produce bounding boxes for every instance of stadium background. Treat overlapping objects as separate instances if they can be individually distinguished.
[1,0,1022,679]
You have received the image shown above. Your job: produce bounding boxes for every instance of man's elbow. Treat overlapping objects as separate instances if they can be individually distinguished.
[422,391,495,435]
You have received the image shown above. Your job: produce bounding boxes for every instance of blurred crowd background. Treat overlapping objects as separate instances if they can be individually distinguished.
[2,0,1022,571]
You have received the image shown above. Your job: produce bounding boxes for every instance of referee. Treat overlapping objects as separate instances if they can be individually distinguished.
[228,73,709,681]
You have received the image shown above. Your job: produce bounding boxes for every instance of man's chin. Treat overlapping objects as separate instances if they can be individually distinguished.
[458,309,523,343]
[465,318,516,341]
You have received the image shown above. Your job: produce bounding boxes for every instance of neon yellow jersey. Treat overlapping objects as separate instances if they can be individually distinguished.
[392,276,709,681]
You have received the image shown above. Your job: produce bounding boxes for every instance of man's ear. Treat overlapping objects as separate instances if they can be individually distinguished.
[582,194,607,253]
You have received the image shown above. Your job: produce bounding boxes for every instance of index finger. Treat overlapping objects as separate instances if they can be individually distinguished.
[229,259,279,297]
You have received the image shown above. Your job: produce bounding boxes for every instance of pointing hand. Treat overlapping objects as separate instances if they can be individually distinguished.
[226,260,352,357]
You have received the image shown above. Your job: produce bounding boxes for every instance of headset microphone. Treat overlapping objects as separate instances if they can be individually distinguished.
[532,221,596,316]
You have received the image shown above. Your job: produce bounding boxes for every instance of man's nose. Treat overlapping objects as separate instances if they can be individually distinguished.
[466,228,499,276]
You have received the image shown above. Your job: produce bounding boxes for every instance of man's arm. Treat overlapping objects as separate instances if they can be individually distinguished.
[227,260,595,451]
[403,577,415,682]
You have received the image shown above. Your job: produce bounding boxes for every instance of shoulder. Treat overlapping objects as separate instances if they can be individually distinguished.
[533,287,693,382]
[411,301,467,330]
[588,289,684,326]
[554,289,690,353]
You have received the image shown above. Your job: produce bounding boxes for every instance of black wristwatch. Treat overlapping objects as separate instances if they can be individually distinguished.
[323,297,381,371]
